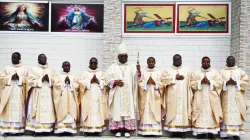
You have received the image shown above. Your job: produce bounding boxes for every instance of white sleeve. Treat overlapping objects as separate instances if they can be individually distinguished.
[99,80,103,89]
[236,80,240,91]
[223,82,228,91]
[87,80,91,89]
[198,80,202,90]
[154,84,159,89]
[144,83,148,90]
[7,76,12,86]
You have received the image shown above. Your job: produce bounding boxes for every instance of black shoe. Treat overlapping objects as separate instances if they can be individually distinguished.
[170,132,177,138]
[196,134,206,139]
[18,133,23,136]
[207,133,216,140]
[181,132,186,139]
[32,132,36,137]
[93,132,100,136]
[3,133,8,137]
[233,136,241,140]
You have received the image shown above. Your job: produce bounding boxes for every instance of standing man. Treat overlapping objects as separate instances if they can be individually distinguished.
[78,57,107,135]
[25,54,58,136]
[220,56,249,140]
[0,52,28,136]
[105,43,141,138]
[53,61,79,136]
[190,56,223,139]
[138,57,163,136]
[162,54,192,139]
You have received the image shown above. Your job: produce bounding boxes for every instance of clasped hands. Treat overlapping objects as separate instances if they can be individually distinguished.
[176,73,184,80]
[42,74,50,83]
[11,73,19,81]
[226,78,237,85]
[147,76,155,85]
[201,76,210,85]
[91,74,99,84]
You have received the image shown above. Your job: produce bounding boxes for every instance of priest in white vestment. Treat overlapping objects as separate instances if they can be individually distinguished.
[53,61,79,135]
[78,57,108,135]
[220,56,249,140]
[190,56,223,139]
[161,54,192,139]
[25,54,58,135]
[0,52,28,136]
[138,57,163,136]
[105,43,141,138]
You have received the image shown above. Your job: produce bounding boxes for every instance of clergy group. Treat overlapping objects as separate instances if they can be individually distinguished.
[0,42,248,140]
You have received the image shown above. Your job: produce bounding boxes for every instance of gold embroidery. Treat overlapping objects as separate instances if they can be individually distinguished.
[55,126,76,130]
[26,123,53,129]
[39,82,54,123]
[121,82,130,116]
[139,129,162,132]
[81,125,105,129]
[221,129,244,132]
[91,85,102,126]
[195,84,218,128]
[193,126,220,129]
[0,126,24,130]
[165,125,192,129]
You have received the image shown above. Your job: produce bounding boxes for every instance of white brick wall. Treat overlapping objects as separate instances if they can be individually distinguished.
[0,36,230,74]
[123,37,230,71]
[0,35,103,75]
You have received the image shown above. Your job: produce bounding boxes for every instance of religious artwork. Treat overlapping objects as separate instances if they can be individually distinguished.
[0,1,49,32]
[51,3,104,33]
[176,3,230,34]
[124,4,175,33]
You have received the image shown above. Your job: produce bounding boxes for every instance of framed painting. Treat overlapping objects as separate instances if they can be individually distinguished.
[0,1,49,33]
[123,4,175,35]
[51,3,104,33]
[176,2,230,35]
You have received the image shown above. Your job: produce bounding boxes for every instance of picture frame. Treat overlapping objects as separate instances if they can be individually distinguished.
[123,3,175,37]
[176,2,231,36]
[0,0,50,34]
[50,2,104,33]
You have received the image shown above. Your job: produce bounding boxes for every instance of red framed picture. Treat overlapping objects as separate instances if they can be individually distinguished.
[176,2,230,35]
[123,4,175,34]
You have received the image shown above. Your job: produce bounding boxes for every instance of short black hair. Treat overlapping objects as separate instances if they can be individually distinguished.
[90,57,98,63]
[227,56,235,60]
[147,57,155,62]
[62,61,70,66]
[38,54,46,59]
[12,52,21,58]
[173,54,182,59]
[202,56,210,61]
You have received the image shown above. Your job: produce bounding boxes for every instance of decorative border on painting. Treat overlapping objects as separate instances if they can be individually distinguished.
[50,0,104,36]
[124,4,175,33]
[0,0,50,34]
[175,2,231,36]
